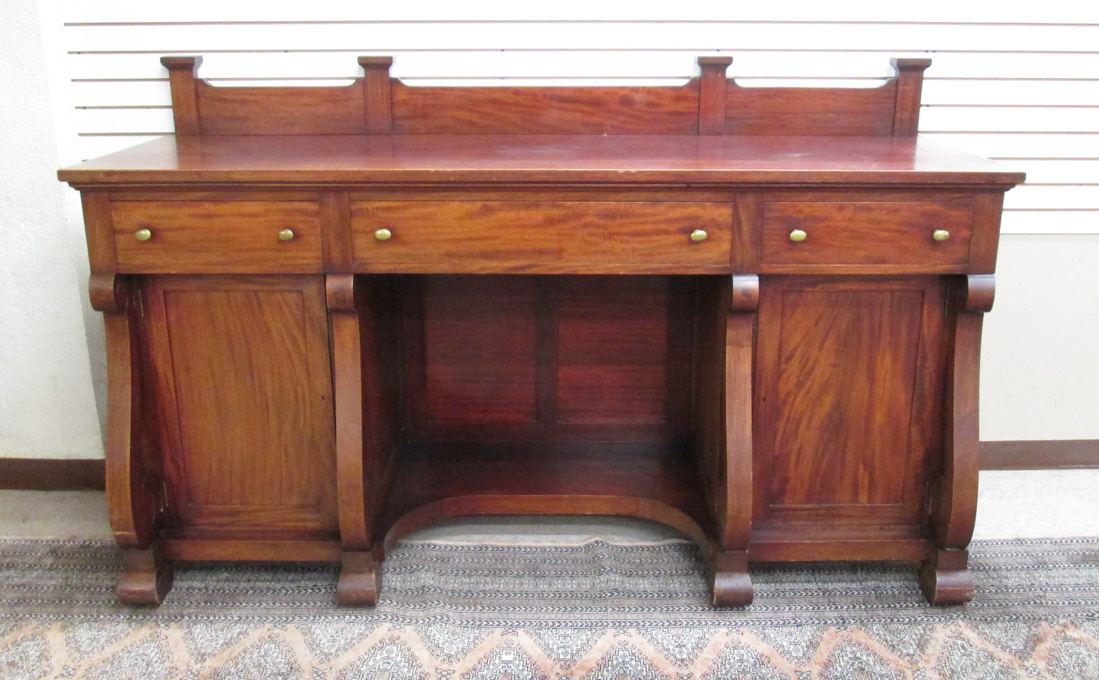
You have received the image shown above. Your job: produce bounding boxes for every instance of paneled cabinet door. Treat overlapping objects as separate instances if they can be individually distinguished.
[753,276,948,539]
[142,276,337,537]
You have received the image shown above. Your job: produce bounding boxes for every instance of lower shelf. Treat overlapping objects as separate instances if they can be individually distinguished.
[375,441,713,549]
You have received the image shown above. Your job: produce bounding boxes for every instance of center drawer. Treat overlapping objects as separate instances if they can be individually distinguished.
[350,201,733,273]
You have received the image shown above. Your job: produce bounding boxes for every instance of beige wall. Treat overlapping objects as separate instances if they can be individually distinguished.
[981,234,1099,441]
[0,0,105,459]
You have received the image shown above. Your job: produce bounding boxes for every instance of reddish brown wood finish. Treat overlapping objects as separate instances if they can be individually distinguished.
[117,547,172,605]
[892,58,932,137]
[391,80,701,135]
[58,134,1024,188]
[198,80,368,136]
[112,200,323,273]
[754,277,947,537]
[726,81,897,136]
[360,57,394,135]
[81,191,117,273]
[320,191,354,272]
[708,275,759,607]
[350,201,733,274]
[761,199,974,269]
[147,55,932,141]
[161,539,341,562]
[327,275,369,550]
[557,277,669,426]
[711,550,753,607]
[376,443,710,553]
[337,551,381,606]
[919,548,974,604]
[723,275,758,547]
[61,54,1023,607]
[969,192,1007,274]
[382,494,709,557]
[90,273,169,603]
[143,276,337,535]
[919,275,994,604]
[160,57,201,137]
[90,274,161,551]
[422,276,539,427]
[403,276,686,443]
[698,57,732,135]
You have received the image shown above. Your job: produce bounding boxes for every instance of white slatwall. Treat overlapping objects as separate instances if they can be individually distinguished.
[57,1,1099,234]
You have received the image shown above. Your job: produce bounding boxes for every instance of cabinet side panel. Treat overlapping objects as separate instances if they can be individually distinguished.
[148,277,337,532]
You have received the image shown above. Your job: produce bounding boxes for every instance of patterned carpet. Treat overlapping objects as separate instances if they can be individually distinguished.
[1,537,1098,679]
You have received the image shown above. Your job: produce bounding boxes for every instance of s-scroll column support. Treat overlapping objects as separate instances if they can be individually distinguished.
[711,274,758,607]
[920,274,994,605]
[90,273,172,605]
[326,275,380,605]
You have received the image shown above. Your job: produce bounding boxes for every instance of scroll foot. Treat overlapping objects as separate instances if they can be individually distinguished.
[117,547,173,605]
[919,548,974,605]
[336,550,381,606]
[711,550,753,607]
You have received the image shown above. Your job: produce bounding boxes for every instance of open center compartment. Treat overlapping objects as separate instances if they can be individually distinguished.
[354,274,729,545]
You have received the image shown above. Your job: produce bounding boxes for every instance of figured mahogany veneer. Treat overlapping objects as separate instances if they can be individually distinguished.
[112,200,323,273]
[60,55,1023,608]
[350,201,734,273]
[761,196,975,270]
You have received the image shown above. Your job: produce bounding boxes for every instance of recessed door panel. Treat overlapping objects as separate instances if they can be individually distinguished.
[145,276,336,533]
[754,276,946,531]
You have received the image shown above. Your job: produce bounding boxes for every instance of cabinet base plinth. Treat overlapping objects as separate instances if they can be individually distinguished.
[711,550,753,607]
[919,548,974,605]
[117,547,173,606]
[336,550,381,606]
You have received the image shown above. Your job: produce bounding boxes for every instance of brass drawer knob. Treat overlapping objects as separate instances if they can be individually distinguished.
[134,228,152,242]
[374,228,393,241]
[789,229,807,242]
[932,229,951,242]
[277,228,295,241]
[689,229,708,243]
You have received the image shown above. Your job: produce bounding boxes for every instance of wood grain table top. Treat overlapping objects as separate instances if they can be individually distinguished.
[59,134,1025,187]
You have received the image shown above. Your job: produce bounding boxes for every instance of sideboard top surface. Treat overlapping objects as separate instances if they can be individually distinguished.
[59,134,1024,188]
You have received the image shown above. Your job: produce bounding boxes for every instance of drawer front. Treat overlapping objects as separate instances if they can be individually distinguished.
[351,201,733,273]
[112,201,322,273]
[762,200,973,268]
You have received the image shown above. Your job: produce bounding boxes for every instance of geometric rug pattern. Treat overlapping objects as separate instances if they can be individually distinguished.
[2,537,1098,679]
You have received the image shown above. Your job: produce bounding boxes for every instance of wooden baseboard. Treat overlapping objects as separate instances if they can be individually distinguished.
[1,442,1095,491]
[980,440,1099,471]
[0,458,105,491]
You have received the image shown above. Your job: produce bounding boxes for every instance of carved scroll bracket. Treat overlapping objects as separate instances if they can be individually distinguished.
[711,274,760,606]
[923,274,995,604]
[963,274,995,313]
[89,272,129,313]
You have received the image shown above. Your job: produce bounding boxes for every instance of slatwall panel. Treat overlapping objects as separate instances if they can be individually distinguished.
[58,2,1099,234]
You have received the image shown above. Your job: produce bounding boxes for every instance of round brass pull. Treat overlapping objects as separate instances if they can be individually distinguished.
[134,228,152,242]
[277,229,295,241]
[689,229,708,243]
[374,228,393,241]
[789,229,807,243]
[932,229,951,242]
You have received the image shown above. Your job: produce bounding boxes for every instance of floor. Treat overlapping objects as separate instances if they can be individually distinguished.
[2,469,1098,542]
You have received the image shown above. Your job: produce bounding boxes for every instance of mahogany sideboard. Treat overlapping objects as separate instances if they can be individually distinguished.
[58,55,1024,606]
